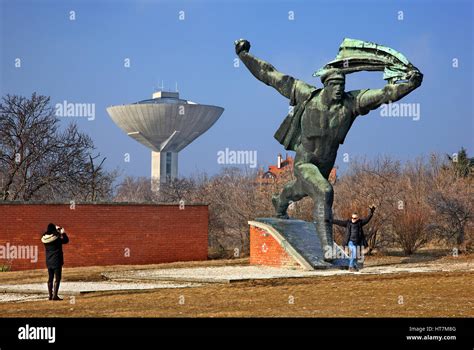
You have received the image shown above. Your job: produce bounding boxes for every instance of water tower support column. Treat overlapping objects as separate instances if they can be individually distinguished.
[151,151,178,187]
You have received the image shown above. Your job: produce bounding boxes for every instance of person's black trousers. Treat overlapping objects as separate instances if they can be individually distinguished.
[47,267,62,300]
[48,267,62,283]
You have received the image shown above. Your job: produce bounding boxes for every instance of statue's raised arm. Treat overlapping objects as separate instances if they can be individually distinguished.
[235,39,313,105]
[357,70,423,113]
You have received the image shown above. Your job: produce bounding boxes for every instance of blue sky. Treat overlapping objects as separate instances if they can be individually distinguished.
[1,0,473,180]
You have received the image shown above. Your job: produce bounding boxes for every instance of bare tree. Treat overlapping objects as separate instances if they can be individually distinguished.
[0,93,116,201]
[114,176,157,202]
[157,177,198,203]
[333,156,402,253]
[391,205,431,255]
[389,158,432,255]
[201,168,262,257]
[427,153,473,252]
[77,155,119,201]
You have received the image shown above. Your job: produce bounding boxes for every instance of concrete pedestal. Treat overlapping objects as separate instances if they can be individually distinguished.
[249,218,357,271]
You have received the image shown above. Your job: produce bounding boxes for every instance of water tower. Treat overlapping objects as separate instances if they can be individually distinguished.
[107,91,224,187]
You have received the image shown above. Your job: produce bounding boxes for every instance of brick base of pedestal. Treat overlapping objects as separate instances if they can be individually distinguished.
[249,218,352,271]
[249,225,302,269]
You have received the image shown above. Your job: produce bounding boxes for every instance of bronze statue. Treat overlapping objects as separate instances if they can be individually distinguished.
[235,38,423,251]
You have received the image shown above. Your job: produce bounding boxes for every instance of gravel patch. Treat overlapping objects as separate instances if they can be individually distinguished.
[102,262,474,283]
[0,280,202,296]
[0,293,46,303]
[103,265,323,283]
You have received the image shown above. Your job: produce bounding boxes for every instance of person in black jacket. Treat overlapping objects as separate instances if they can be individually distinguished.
[332,205,376,272]
[41,223,69,300]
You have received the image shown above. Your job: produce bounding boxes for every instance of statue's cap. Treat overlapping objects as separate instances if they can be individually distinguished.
[320,69,345,85]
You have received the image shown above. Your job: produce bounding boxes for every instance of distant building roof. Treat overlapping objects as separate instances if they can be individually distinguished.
[257,154,294,183]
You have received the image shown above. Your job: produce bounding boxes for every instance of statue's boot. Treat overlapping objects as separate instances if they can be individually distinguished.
[272,194,290,219]
[314,208,334,261]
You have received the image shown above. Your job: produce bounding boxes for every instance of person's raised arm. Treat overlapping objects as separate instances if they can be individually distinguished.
[61,233,69,244]
[360,205,376,226]
[235,39,297,101]
[332,218,348,227]
[58,227,69,244]
[356,70,423,115]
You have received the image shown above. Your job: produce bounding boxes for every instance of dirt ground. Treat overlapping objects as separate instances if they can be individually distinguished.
[0,250,472,317]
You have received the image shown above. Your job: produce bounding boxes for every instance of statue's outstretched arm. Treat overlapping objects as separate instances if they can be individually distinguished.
[235,39,295,100]
[357,70,423,113]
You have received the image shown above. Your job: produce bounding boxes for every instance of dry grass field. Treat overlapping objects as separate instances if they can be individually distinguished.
[0,251,472,317]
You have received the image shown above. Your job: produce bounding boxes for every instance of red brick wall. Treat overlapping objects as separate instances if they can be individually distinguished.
[0,202,208,271]
[249,225,299,269]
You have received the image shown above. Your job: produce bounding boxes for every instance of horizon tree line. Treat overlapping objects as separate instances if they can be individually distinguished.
[1,93,472,257]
